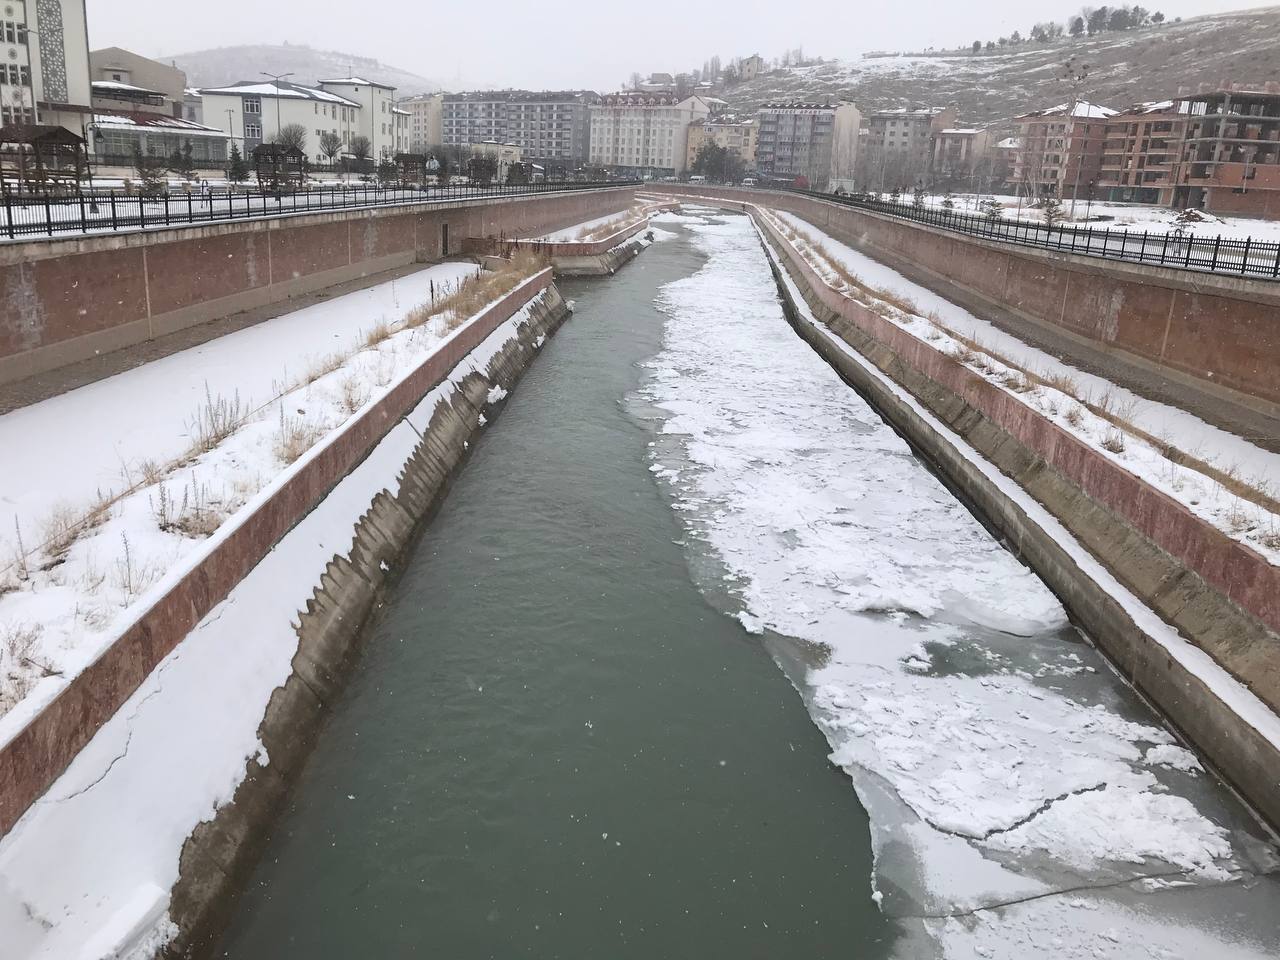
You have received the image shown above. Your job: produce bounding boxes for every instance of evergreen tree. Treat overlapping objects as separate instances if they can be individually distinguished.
[227,143,249,183]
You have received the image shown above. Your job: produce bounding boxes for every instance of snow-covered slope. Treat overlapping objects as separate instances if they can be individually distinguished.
[168,43,444,96]
[718,7,1280,124]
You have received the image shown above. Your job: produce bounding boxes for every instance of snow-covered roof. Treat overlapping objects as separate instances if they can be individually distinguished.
[92,111,229,139]
[319,76,395,90]
[1020,100,1117,120]
[198,80,361,108]
[939,127,982,135]
[92,80,163,96]
[996,136,1021,149]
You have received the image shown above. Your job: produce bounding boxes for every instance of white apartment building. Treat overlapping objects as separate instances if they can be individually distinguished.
[589,93,713,177]
[441,90,595,169]
[317,77,400,159]
[0,0,92,134]
[755,101,861,189]
[398,92,442,152]
[199,80,361,164]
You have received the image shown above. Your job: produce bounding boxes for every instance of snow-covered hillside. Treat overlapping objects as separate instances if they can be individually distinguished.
[718,7,1280,124]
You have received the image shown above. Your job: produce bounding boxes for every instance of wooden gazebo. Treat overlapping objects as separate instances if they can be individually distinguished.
[394,153,432,185]
[0,125,88,195]
[252,143,306,191]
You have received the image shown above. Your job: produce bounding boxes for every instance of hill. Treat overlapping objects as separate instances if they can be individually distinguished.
[166,43,443,96]
[717,6,1280,127]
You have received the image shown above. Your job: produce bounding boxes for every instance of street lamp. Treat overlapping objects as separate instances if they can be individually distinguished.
[1061,56,1090,220]
[260,71,294,145]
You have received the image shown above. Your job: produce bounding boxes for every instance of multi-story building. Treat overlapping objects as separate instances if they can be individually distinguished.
[931,127,992,188]
[588,93,713,177]
[1012,100,1117,199]
[1096,100,1186,204]
[182,88,203,124]
[685,115,757,169]
[755,101,860,189]
[391,105,409,155]
[317,77,400,159]
[0,0,92,134]
[1171,85,1280,218]
[739,55,766,82]
[398,92,442,152]
[89,47,185,118]
[861,106,957,192]
[441,90,594,169]
[199,80,362,164]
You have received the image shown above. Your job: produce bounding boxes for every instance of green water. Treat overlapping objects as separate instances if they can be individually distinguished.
[215,228,894,959]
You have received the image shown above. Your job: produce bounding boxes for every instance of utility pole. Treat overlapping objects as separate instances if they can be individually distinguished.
[260,71,294,145]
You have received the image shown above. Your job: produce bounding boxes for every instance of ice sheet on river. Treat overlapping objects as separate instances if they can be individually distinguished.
[635,212,1280,958]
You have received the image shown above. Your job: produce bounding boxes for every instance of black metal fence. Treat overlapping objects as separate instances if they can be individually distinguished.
[788,188,1280,280]
[0,180,640,240]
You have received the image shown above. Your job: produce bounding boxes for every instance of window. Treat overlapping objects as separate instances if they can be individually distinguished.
[244,97,261,115]
[245,122,262,139]
[1,20,26,44]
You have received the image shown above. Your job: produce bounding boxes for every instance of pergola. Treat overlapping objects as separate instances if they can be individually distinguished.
[252,143,306,191]
[0,125,89,195]
[394,153,434,184]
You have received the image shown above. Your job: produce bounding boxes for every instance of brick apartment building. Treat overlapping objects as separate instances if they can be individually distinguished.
[1096,100,1187,204]
[1013,100,1118,200]
[1170,85,1280,218]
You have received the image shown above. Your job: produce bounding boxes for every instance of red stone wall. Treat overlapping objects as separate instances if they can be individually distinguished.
[0,269,553,838]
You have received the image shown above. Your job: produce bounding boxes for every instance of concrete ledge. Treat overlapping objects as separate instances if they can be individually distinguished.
[0,269,556,839]
[756,214,1280,830]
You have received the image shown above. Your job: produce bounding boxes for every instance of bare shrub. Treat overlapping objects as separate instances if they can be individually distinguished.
[339,374,370,415]
[363,318,393,349]
[950,344,978,365]
[188,386,244,455]
[999,371,1035,393]
[1101,428,1127,453]
[305,352,345,384]
[153,479,225,538]
[1041,369,1080,398]
[42,505,81,561]
[139,459,165,485]
[111,532,160,605]
[1,621,52,711]
[1225,499,1253,534]
[1065,405,1084,427]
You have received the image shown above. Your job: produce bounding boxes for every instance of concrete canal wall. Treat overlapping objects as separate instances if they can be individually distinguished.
[0,187,633,385]
[754,208,1280,831]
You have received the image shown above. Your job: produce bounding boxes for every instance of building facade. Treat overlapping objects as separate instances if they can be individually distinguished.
[398,92,442,153]
[1,0,92,134]
[739,55,765,81]
[861,106,957,192]
[755,101,860,189]
[931,127,991,188]
[441,90,594,169]
[1171,85,1280,218]
[1012,100,1117,199]
[317,77,400,159]
[588,93,713,177]
[88,113,228,167]
[1096,100,1186,204]
[685,115,758,169]
[89,47,184,117]
[199,80,362,164]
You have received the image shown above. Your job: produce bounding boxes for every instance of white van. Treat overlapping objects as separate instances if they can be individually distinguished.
[742,177,758,186]
[689,174,707,183]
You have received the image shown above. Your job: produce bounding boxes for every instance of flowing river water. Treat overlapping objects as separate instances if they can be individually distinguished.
[217,212,1280,959]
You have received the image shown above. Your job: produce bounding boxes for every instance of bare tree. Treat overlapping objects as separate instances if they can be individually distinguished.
[319,131,342,165]
[276,123,307,153]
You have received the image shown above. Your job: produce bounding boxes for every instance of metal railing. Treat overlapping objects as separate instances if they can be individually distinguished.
[786,188,1280,280]
[0,180,640,240]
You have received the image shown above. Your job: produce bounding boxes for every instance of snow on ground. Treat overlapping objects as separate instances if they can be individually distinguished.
[636,211,1280,958]
[531,198,666,242]
[915,193,1280,241]
[0,263,483,720]
[0,262,477,564]
[0,293,547,960]
[766,209,1280,564]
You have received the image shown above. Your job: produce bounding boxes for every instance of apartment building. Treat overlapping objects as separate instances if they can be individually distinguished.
[442,90,594,169]
[1096,100,1187,204]
[1171,85,1280,218]
[861,106,957,191]
[755,101,860,189]
[685,115,758,169]
[1012,100,1117,199]
[931,127,992,187]
[399,92,442,152]
[199,80,362,164]
[0,0,92,134]
[739,54,766,81]
[317,77,401,159]
[589,93,713,177]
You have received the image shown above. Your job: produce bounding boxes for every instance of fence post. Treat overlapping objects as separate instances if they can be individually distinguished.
[1240,237,1251,276]
[79,193,87,234]
[1210,235,1221,271]
[44,195,53,237]
[4,192,12,239]
[138,193,145,229]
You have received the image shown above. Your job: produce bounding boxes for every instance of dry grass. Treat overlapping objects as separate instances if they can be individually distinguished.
[152,479,226,539]
[1065,405,1085,427]
[405,251,546,334]
[1040,369,1080,397]
[304,351,345,384]
[273,409,326,466]
[339,373,370,415]
[363,319,393,349]
[187,386,244,456]
[1,621,51,713]
[950,344,979,365]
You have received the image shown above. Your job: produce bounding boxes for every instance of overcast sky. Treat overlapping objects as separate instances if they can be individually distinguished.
[88,0,1269,91]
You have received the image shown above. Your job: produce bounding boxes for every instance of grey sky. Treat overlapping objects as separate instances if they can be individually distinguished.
[88,0,1268,91]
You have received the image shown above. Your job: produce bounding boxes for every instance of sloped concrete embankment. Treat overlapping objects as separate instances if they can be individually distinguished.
[753,211,1280,832]
[463,217,654,276]
[165,283,572,957]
